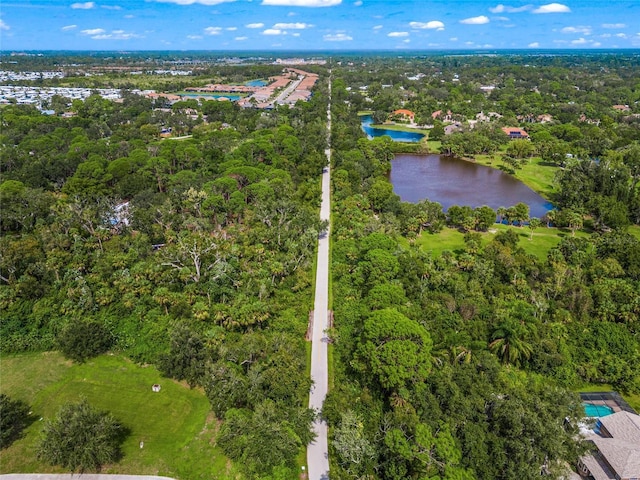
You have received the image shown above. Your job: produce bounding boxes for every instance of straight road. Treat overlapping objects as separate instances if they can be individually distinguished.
[306,73,331,480]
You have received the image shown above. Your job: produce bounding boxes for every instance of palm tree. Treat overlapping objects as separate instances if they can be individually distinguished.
[528,217,542,240]
[497,206,507,224]
[489,319,533,366]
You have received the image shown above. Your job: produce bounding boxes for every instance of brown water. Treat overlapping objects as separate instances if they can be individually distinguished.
[390,154,553,218]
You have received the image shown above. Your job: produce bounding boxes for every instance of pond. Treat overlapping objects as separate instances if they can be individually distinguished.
[245,79,267,87]
[180,93,243,101]
[390,154,553,218]
[360,115,425,143]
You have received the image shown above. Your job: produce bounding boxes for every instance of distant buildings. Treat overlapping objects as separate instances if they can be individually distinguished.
[0,85,124,106]
[613,104,631,112]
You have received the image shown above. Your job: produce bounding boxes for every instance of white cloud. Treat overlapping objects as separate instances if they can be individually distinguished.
[235,36,248,40]
[489,4,532,13]
[61,24,77,31]
[102,5,122,9]
[81,28,106,35]
[388,31,409,37]
[450,37,458,41]
[187,34,203,39]
[261,0,341,6]
[532,3,570,14]
[602,23,626,29]
[246,23,264,28]
[226,26,237,30]
[615,33,627,38]
[204,26,223,34]
[323,33,352,41]
[292,32,300,36]
[528,41,539,47]
[0,20,9,30]
[561,26,591,35]
[592,42,601,47]
[410,20,444,30]
[124,14,134,18]
[272,22,312,29]
[354,0,362,5]
[460,15,490,25]
[571,37,588,44]
[71,2,95,9]
[373,25,383,29]
[89,29,141,40]
[263,28,283,35]
[154,0,236,5]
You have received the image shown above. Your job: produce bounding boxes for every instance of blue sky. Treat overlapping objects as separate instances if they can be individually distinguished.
[1,0,639,51]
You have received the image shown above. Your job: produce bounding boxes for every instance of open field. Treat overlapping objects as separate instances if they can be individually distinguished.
[471,153,558,200]
[0,352,240,480]
[369,123,431,134]
[411,222,589,260]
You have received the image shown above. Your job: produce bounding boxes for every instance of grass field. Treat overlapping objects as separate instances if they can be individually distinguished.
[411,222,589,260]
[471,153,558,200]
[369,123,431,134]
[0,352,241,480]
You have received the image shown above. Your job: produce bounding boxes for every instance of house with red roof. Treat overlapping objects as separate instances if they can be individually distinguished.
[391,109,415,123]
[501,127,529,139]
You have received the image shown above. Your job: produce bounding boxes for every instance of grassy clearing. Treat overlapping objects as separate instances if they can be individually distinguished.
[369,123,430,134]
[472,154,558,200]
[628,225,640,241]
[0,352,240,480]
[578,384,640,413]
[412,222,588,260]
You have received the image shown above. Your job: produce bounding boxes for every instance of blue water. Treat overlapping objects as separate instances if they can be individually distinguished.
[360,115,425,143]
[180,93,242,101]
[583,403,614,417]
[245,79,267,87]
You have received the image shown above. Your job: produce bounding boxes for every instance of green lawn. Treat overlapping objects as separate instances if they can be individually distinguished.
[412,223,588,260]
[0,352,241,480]
[472,154,558,200]
[629,225,640,241]
[369,123,431,134]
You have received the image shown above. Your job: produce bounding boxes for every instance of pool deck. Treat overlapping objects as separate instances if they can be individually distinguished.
[580,391,637,415]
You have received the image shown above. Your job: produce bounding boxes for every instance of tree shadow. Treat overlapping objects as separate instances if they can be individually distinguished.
[0,399,38,450]
[497,165,516,175]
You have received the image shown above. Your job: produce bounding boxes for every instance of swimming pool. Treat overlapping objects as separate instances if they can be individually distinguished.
[582,403,614,417]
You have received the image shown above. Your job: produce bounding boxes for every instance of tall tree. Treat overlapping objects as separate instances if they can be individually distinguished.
[38,399,125,473]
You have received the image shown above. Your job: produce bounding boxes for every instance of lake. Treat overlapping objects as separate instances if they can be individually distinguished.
[180,93,243,101]
[360,114,425,143]
[390,154,553,218]
[245,79,267,87]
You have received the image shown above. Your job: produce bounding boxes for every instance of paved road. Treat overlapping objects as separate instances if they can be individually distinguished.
[273,76,303,105]
[0,476,175,480]
[306,73,331,480]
